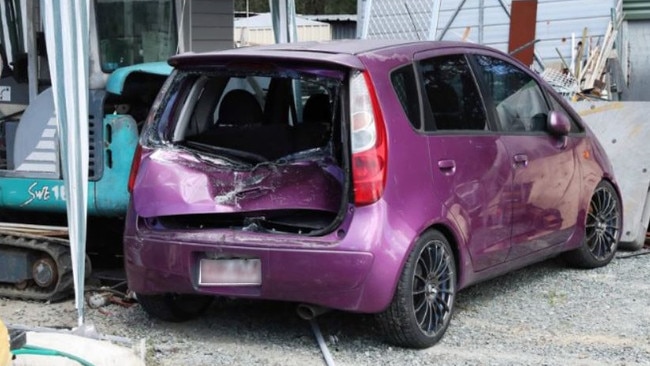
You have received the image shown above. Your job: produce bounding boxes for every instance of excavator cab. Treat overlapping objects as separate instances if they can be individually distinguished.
[0,0,177,300]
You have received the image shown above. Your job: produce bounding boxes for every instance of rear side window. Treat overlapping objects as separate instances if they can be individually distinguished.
[474,55,549,133]
[390,65,421,129]
[420,54,487,131]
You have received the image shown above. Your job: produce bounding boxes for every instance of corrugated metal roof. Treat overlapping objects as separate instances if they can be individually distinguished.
[623,0,650,20]
[235,13,328,28]
[303,14,357,22]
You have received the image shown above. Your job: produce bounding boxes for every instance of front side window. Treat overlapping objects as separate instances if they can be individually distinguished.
[95,0,177,72]
[420,54,487,131]
[547,91,583,134]
[474,55,549,133]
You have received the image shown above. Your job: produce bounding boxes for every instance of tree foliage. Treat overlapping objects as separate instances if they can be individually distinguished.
[235,0,356,15]
[235,0,269,13]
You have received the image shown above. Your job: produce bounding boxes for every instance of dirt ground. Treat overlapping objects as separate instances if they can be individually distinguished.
[1,249,649,366]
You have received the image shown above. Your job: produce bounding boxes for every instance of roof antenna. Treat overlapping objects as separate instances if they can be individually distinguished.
[404,3,422,40]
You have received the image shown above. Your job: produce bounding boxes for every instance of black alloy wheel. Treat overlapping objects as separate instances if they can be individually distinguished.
[565,180,621,268]
[377,230,456,349]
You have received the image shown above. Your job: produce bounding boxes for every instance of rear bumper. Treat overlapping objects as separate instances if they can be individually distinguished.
[124,200,412,313]
[124,236,375,311]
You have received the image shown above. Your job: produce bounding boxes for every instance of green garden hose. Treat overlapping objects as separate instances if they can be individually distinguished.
[12,344,95,366]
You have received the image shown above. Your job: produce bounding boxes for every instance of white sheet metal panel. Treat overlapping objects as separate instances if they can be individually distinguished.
[571,101,650,250]
[41,0,89,326]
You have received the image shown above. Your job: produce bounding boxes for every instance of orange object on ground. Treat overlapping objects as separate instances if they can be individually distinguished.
[0,319,10,366]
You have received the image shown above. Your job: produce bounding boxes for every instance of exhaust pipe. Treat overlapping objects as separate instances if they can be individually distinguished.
[296,304,330,320]
[299,305,337,366]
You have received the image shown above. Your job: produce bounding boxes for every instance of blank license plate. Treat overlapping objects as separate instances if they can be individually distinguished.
[199,258,261,286]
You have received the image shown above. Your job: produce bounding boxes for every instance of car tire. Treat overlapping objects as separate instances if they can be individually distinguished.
[137,293,214,322]
[376,229,457,349]
[564,180,621,269]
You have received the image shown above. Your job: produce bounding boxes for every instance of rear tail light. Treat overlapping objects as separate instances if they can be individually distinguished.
[127,144,143,194]
[350,71,387,206]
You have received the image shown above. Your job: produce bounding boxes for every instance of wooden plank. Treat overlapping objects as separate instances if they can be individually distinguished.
[574,27,588,79]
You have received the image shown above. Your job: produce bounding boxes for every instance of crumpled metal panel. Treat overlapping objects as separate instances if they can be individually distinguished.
[133,149,343,218]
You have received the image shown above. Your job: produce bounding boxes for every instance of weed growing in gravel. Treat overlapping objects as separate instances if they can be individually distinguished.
[546,290,568,306]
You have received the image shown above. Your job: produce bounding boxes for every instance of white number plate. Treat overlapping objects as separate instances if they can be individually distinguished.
[199,258,261,286]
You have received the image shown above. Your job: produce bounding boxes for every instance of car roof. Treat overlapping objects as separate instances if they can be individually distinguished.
[244,39,427,54]
[169,39,491,70]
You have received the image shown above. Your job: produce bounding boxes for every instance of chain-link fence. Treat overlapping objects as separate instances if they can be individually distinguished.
[360,0,440,40]
[540,68,580,99]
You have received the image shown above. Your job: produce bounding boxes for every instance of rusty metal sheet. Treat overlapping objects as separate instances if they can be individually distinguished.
[508,0,538,66]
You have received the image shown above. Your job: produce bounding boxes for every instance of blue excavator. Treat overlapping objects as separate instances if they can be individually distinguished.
[0,0,178,300]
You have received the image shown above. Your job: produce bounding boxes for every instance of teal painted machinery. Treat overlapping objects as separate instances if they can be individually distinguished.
[0,64,171,216]
[0,0,176,300]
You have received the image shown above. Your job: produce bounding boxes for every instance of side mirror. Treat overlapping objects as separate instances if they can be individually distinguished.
[548,110,570,136]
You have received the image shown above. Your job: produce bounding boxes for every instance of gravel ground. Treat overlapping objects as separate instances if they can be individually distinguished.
[1,249,649,366]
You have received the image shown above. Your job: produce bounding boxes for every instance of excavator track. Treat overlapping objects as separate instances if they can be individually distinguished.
[0,230,74,301]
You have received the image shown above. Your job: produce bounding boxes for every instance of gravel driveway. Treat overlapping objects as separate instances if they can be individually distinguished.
[2,249,649,366]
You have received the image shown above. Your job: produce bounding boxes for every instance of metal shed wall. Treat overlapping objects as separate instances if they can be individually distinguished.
[358,0,617,67]
[439,0,616,67]
[621,20,650,100]
[234,13,331,46]
[304,15,358,40]
[623,0,650,20]
[330,20,357,39]
[179,0,234,52]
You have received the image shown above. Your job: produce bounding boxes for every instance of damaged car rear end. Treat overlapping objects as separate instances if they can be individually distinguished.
[124,43,397,323]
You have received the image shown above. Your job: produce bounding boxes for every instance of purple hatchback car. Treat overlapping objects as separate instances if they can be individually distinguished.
[124,40,621,348]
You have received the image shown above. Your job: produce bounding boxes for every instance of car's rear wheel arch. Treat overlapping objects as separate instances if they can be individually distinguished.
[421,223,462,288]
[601,177,621,199]
[380,222,462,312]
[427,224,463,285]
[376,224,460,348]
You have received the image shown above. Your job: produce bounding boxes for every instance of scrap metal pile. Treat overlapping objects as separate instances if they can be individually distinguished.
[541,0,623,101]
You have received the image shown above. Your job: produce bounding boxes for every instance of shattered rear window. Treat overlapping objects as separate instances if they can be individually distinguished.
[135,63,349,235]
[143,64,344,164]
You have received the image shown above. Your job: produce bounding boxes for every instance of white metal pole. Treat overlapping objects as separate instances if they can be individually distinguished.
[41,0,90,328]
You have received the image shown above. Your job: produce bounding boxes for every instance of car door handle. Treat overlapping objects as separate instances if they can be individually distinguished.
[513,154,528,168]
[438,159,456,175]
